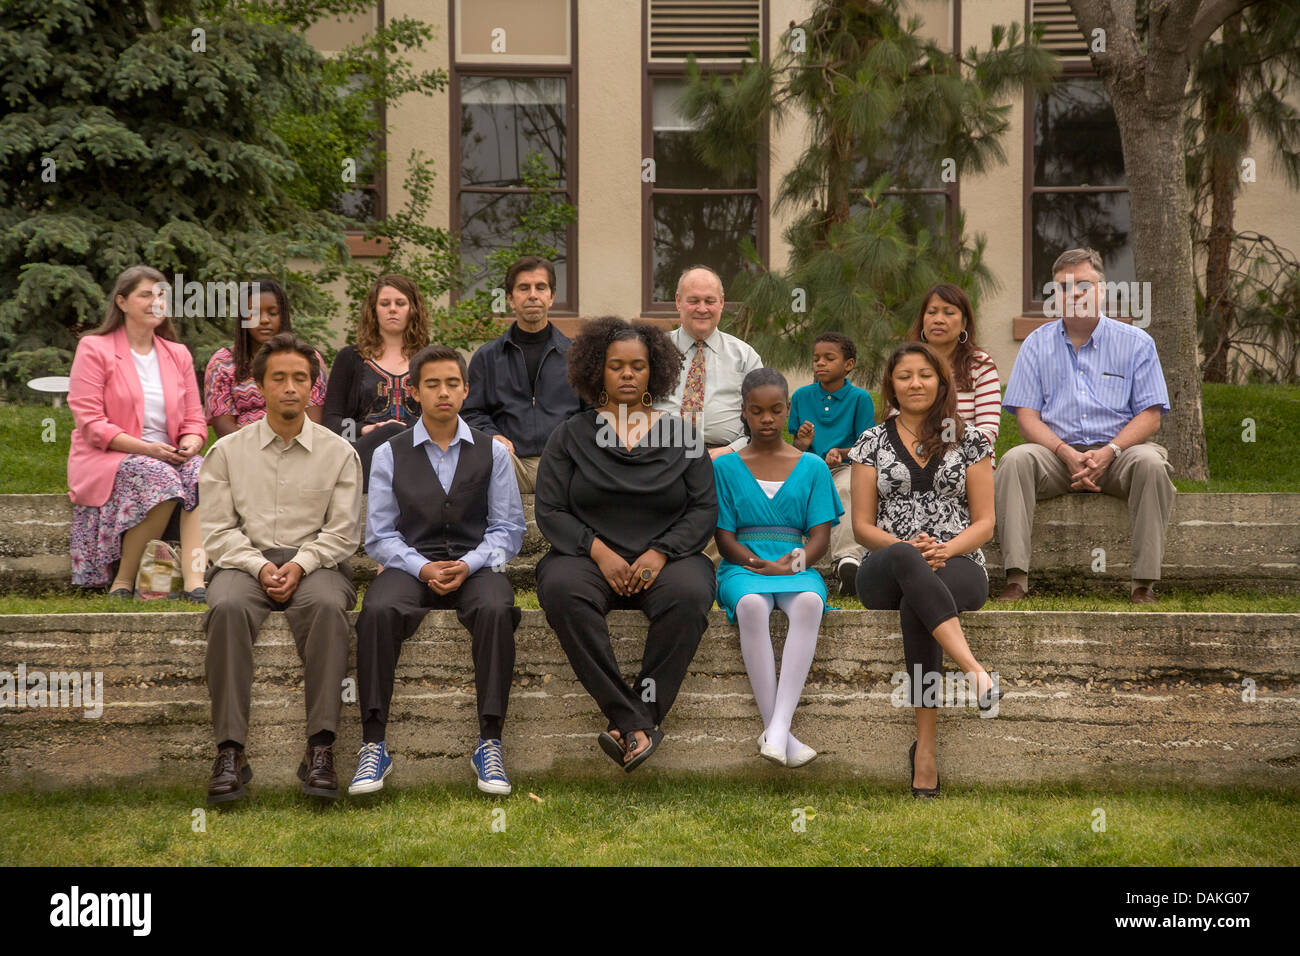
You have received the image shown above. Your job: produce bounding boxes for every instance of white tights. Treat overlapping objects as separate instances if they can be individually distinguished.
[734,591,824,759]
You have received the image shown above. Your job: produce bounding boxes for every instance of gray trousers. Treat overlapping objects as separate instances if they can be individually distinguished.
[993,441,1175,581]
[203,548,356,746]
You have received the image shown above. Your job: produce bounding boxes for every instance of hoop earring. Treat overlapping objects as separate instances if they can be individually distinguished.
[641,391,653,407]
[919,330,927,342]
[958,329,969,344]
[597,390,608,406]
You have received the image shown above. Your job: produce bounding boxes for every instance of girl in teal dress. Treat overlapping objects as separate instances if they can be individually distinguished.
[714,369,843,767]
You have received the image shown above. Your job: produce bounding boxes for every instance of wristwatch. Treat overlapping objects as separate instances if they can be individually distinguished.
[1107,442,1122,458]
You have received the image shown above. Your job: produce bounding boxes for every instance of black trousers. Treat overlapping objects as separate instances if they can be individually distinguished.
[353,421,411,492]
[537,552,716,736]
[856,542,988,708]
[355,566,520,740]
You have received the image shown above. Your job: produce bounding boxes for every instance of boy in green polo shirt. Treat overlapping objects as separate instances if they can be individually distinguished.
[789,332,875,596]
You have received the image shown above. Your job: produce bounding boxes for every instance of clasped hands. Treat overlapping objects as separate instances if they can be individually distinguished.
[906,533,950,570]
[591,540,666,596]
[743,549,804,576]
[145,434,203,466]
[258,560,304,602]
[1058,444,1116,492]
[419,560,471,595]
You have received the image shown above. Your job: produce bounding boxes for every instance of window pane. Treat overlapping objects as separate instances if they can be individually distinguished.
[459,190,569,299]
[651,194,758,302]
[461,76,567,188]
[1033,77,1125,188]
[332,187,377,221]
[1031,191,1134,298]
[652,77,754,188]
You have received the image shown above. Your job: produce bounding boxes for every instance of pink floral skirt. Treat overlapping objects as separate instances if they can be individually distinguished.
[70,454,202,588]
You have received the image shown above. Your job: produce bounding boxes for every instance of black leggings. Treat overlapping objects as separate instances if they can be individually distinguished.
[855,542,988,708]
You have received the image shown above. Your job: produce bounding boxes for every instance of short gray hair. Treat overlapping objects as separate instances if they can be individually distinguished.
[1051,248,1105,282]
[675,264,725,299]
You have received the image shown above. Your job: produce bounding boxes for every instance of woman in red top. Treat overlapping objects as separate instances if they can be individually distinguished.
[203,278,328,437]
[67,266,208,598]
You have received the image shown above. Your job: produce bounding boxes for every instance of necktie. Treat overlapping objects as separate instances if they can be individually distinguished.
[680,341,706,419]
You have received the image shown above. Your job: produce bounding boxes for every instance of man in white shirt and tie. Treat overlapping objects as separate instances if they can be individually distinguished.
[656,265,763,461]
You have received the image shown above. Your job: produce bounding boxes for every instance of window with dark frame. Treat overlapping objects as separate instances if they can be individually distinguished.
[335,75,387,227]
[450,1,577,312]
[1024,5,1134,316]
[642,0,766,313]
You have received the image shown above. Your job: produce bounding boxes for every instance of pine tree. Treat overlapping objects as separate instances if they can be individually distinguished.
[0,0,360,395]
[679,0,1057,381]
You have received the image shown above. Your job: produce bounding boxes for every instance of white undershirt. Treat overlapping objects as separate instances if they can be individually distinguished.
[755,478,784,499]
[131,348,170,443]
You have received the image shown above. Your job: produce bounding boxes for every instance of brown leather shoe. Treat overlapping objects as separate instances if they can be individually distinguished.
[1130,586,1157,604]
[994,582,1027,602]
[297,744,339,799]
[207,745,252,805]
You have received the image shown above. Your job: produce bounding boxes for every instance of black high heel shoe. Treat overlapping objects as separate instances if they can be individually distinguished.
[908,741,941,799]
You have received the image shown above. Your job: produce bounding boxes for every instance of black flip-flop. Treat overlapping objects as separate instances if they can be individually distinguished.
[623,727,664,773]
[597,731,626,767]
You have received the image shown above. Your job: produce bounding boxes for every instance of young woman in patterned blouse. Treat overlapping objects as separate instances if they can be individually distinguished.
[848,342,1003,799]
[322,274,430,489]
[204,279,328,438]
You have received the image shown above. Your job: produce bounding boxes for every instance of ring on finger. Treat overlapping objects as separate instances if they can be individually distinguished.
[639,568,654,582]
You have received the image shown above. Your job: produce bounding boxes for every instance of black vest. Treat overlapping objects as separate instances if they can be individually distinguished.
[389,425,494,562]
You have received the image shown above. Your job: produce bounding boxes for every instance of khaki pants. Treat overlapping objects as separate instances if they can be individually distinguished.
[203,548,356,746]
[829,462,865,567]
[510,452,541,495]
[993,442,1175,581]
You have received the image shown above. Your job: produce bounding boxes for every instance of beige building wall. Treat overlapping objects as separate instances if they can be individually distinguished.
[575,0,643,317]
[306,1,1300,374]
[957,0,1025,381]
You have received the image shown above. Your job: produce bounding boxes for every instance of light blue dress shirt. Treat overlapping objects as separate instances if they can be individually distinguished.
[365,416,525,578]
[1002,316,1170,446]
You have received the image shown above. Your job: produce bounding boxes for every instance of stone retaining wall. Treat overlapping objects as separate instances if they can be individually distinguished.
[2,493,1296,594]
[2,609,1297,790]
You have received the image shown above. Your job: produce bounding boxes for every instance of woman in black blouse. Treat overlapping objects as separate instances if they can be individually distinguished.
[323,273,430,489]
[535,317,718,772]
[849,342,1002,798]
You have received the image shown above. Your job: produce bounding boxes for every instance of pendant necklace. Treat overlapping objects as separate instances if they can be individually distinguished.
[897,419,927,458]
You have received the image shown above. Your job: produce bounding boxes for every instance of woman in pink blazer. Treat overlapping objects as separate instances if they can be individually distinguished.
[68,265,209,598]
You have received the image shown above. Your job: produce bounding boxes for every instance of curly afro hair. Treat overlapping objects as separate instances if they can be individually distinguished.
[567,316,685,405]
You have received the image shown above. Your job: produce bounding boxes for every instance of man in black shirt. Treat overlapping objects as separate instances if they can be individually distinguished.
[463,256,584,493]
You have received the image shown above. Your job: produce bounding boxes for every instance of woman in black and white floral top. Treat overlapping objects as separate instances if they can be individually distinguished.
[848,342,1002,799]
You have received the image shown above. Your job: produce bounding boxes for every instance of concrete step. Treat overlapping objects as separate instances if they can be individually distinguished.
[2,608,1297,789]
[3,492,1297,595]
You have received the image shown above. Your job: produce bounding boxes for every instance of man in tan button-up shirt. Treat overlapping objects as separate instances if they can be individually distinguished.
[199,333,362,805]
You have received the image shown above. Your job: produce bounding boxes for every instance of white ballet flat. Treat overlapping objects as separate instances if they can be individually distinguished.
[757,730,788,767]
[786,743,818,768]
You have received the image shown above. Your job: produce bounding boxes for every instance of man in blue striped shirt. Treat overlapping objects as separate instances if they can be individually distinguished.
[995,248,1175,604]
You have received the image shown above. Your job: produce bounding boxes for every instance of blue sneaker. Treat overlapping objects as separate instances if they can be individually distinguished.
[470,739,512,796]
[348,741,392,795]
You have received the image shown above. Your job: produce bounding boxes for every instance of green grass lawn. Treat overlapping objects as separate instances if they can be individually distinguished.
[0,776,1294,866]
[4,383,1299,494]
[4,588,1298,615]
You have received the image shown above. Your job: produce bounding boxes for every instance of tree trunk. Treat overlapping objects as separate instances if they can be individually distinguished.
[1201,15,1243,384]
[1110,93,1211,479]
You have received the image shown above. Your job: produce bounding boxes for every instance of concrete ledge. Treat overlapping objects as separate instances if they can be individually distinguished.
[2,609,1297,789]
[3,492,1297,595]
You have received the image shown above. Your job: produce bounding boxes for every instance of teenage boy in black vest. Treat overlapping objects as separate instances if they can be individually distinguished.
[350,345,526,796]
